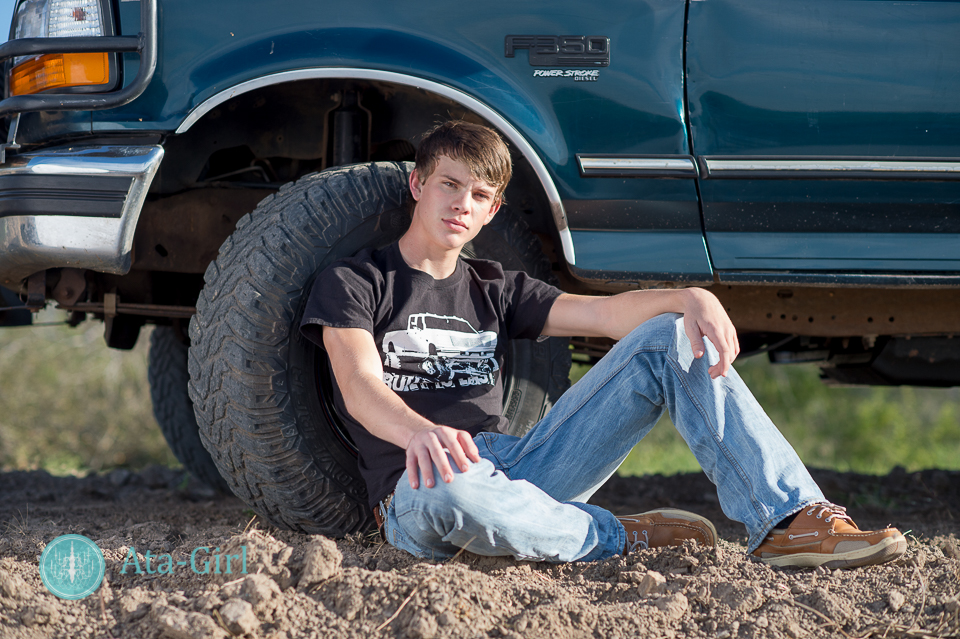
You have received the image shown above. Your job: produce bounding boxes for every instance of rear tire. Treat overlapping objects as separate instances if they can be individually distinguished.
[148,326,229,492]
[188,161,570,536]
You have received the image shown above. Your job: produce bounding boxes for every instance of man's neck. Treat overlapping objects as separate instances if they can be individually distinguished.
[397,233,461,280]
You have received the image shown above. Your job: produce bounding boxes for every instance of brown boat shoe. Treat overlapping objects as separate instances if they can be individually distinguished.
[617,508,718,553]
[752,502,906,569]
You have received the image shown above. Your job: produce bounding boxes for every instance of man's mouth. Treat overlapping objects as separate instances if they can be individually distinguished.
[443,218,468,230]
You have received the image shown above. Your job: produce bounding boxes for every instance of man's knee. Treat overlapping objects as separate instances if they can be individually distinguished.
[612,312,721,375]
[620,312,683,349]
[394,457,498,526]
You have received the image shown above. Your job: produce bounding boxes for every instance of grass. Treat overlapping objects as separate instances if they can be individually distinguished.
[0,311,175,474]
[1,311,958,478]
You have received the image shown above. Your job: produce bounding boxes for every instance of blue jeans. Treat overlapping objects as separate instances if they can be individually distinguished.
[383,313,825,562]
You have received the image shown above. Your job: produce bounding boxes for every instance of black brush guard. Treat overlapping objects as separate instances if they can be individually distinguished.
[0,0,156,118]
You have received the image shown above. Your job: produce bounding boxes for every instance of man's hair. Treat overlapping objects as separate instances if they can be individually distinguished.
[414,121,512,202]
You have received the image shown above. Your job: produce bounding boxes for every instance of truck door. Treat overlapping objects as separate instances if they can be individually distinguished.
[686,0,960,282]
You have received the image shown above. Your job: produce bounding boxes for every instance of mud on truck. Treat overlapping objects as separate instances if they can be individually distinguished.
[0,0,958,536]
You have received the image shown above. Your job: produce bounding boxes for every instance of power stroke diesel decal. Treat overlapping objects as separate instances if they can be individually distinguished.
[532,69,599,81]
[504,35,610,67]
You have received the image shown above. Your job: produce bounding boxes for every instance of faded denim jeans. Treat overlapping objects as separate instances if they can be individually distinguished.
[383,313,825,562]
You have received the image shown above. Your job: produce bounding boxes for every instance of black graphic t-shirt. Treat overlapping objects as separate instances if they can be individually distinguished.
[300,242,562,508]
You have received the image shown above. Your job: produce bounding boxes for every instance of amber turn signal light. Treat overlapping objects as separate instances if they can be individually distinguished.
[10,52,110,96]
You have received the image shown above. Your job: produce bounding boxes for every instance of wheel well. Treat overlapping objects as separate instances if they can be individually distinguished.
[133,78,558,279]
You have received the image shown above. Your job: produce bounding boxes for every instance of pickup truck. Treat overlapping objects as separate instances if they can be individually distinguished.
[0,0,957,536]
[382,313,500,384]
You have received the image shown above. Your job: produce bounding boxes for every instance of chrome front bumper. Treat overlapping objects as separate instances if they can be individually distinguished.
[0,145,163,286]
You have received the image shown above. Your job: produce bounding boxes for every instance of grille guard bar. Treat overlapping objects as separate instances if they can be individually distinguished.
[0,0,157,118]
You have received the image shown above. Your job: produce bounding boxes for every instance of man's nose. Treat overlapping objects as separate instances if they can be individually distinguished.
[452,190,472,212]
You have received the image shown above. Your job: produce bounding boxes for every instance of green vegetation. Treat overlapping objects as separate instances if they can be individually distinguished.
[1,313,958,477]
[0,313,175,475]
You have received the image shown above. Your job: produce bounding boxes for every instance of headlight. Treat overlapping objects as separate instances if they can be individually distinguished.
[8,0,113,97]
[13,0,105,39]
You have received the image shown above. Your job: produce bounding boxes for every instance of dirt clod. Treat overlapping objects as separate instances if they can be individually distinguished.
[0,567,28,600]
[219,573,281,616]
[637,570,667,595]
[298,536,342,588]
[887,589,906,611]
[219,598,259,635]
[655,592,688,619]
[219,531,295,589]
[715,582,764,613]
[21,601,59,626]
[119,587,152,621]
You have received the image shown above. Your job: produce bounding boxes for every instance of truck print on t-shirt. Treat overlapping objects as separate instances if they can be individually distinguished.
[381,313,499,392]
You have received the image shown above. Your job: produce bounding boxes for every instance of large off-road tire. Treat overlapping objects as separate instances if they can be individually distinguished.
[148,326,230,492]
[188,161,570,536]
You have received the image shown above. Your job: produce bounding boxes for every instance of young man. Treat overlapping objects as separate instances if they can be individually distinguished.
[301,121,906,567]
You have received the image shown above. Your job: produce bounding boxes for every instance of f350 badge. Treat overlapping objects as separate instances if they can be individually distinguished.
[505,36,609,66]
[505,35,608,82]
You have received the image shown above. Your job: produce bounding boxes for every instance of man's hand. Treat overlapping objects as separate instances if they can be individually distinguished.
[680,288,740,379]
[405,425,481,489]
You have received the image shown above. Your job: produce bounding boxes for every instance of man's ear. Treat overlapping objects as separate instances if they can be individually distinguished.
[409,169,422,201]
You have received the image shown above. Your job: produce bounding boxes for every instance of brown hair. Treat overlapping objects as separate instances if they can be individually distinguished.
[414,120,512,202]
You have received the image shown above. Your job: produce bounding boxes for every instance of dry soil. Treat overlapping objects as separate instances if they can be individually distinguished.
[0,466,958,639]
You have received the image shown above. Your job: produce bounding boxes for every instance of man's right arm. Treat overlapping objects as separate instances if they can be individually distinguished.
[322,326,481,489]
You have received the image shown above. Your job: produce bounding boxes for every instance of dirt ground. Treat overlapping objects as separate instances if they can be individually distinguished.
[0,465,957,639]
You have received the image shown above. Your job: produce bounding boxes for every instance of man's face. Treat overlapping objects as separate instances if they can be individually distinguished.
[408,155,502,252]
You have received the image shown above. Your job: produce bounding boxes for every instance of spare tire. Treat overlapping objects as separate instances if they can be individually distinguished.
[148,325,230,492]
[188,161,570,536]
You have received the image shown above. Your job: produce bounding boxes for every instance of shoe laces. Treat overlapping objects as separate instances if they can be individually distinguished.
[626,529,650,553]
[806,502,853,525]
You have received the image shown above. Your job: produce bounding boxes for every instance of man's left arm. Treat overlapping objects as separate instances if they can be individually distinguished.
[541,288,740,379]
